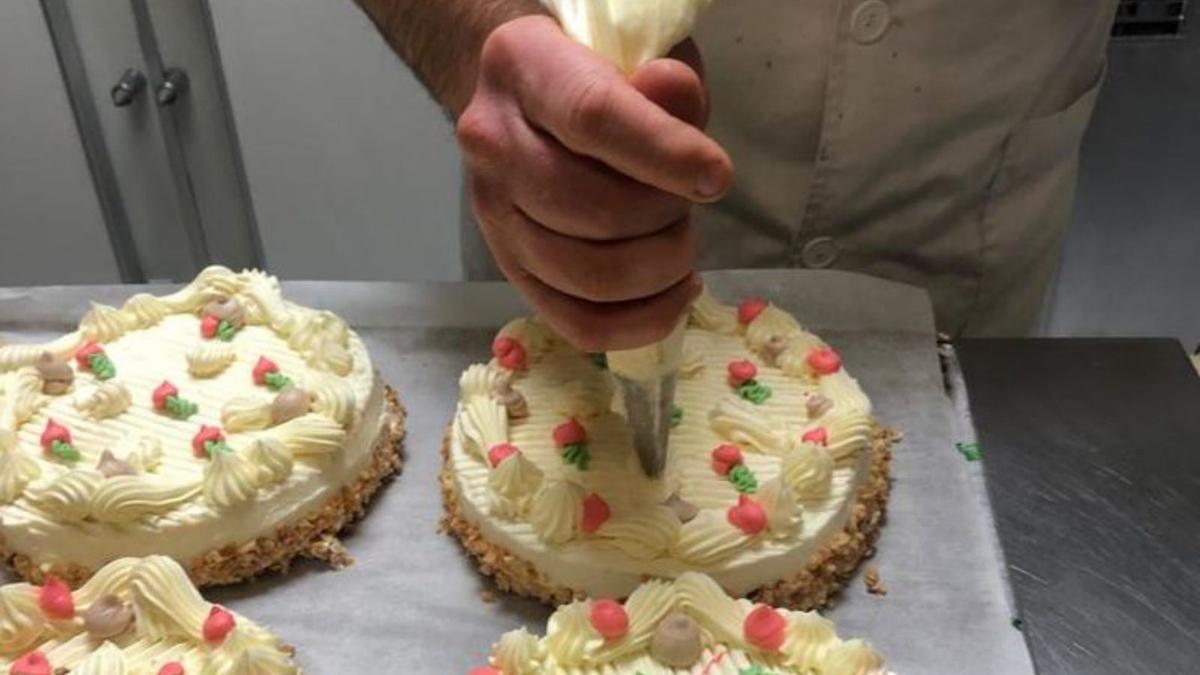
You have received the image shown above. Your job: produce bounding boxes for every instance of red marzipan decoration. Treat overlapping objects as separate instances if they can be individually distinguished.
[727,495,767,536]
[743,604,788,651]
[39,419,72,454]
[74,341,104,370]
[738,298,769,324]
[156,663,185,675]
[192,425,224,458]
[152,381,179,410]
[253,356,279,385]
[491,336,527,371]
[487,444,518,468]
[589,598,630,640]
[711,444,744,476]
[203,605,236,643]
[467,669,501,675]
[727,360,758,387]
[9,650,51,675]
[200,314,221,339]
[552,419,587,447]
[806,347,842,375]
[37,569,73,619]
[801,427,828,446]
[581,493,611,534]
[38,575,74,619]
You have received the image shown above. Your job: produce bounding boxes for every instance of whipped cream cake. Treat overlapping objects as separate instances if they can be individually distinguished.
[443,288,895,608]
[0,266,404,586]
[0,555,298,674]
[470,572,887,675]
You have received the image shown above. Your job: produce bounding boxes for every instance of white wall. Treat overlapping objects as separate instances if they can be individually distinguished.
[207,0,463,282]
[0,1,119,286]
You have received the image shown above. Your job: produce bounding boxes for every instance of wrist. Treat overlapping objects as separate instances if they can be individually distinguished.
[355,0,550,117]
[444,3,550,117]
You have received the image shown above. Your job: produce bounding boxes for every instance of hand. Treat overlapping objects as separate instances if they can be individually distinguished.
[456,16,733,351]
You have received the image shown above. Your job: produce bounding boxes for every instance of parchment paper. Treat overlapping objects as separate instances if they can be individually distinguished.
[0,270,1034,674]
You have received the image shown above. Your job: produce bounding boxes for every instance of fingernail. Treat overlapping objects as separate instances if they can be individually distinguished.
[695,165,727,199]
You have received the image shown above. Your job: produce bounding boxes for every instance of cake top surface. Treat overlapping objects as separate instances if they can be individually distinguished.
[449,288,877,597]
[0,266,375,569]
[473,571,886,675]
[0,555,298,674]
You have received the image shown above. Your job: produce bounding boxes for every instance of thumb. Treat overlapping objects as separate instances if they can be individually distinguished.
[629,39,709,128]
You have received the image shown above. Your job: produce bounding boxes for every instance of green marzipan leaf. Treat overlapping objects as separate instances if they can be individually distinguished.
[89,353,116,380]
[737,380,772,405]
[956,442,983,462]
[51,440,80,462]
[729,464,758,494]
[216,319,238,342]
[562,443,591,471]
[204,439,232,457]
[264,371,294,392]
[165,395,198,420]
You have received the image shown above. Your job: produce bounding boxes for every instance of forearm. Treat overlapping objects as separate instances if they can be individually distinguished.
[354,0,547,116]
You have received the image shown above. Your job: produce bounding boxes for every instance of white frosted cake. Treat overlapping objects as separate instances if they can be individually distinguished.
[0,555,298,674]
[0,266,404,586]
[443,289,894,608]
[470,572,887,675]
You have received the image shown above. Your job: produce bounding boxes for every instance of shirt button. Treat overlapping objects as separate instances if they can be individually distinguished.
[801,237,840,269]
[851,0,891,44]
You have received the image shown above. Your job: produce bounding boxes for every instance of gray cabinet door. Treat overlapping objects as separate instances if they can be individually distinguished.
[0,1,118,286]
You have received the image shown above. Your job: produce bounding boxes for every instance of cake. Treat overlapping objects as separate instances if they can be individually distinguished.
[443,289,895,608]
[0,266,404,586]
[470,572,887,675]
[0,555,299,673]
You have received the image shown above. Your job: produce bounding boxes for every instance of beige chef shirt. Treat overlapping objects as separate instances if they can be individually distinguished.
[461,0,1119,336]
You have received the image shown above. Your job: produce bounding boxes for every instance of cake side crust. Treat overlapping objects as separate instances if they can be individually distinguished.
[441,422,896,609]
[1,386,406,587]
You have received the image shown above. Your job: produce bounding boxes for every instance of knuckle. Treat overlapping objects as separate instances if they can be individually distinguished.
[479,23,521,75]
[455,106,504,161]
[564,77,617,147]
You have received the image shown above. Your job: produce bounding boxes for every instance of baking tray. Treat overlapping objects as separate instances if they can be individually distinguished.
[0,270,1034,674]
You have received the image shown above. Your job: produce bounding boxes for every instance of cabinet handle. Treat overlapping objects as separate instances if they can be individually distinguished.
[110,68,146,107]
[156,68,190,106]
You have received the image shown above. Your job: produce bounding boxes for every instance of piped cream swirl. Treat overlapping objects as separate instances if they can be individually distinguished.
[187,342,236,378]
[0,450,40,504]
[488,450,544,519]
[689,288,740,334]
[73,381,132,419]
[530,480,585,544]
[222,397,273,433]
[489,572,886,673]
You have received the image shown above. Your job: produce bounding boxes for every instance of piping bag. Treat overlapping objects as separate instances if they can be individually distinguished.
[540,0,715,477]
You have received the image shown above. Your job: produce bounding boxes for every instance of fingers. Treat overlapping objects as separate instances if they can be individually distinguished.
[498,122,690,241]
[630,52,709,127]
[473,172,702,351]
[482,17,733,202]
[472,178,694,303]
[501,255,703,352]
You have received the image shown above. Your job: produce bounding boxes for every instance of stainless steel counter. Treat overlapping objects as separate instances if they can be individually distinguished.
[956,338,1200,675]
